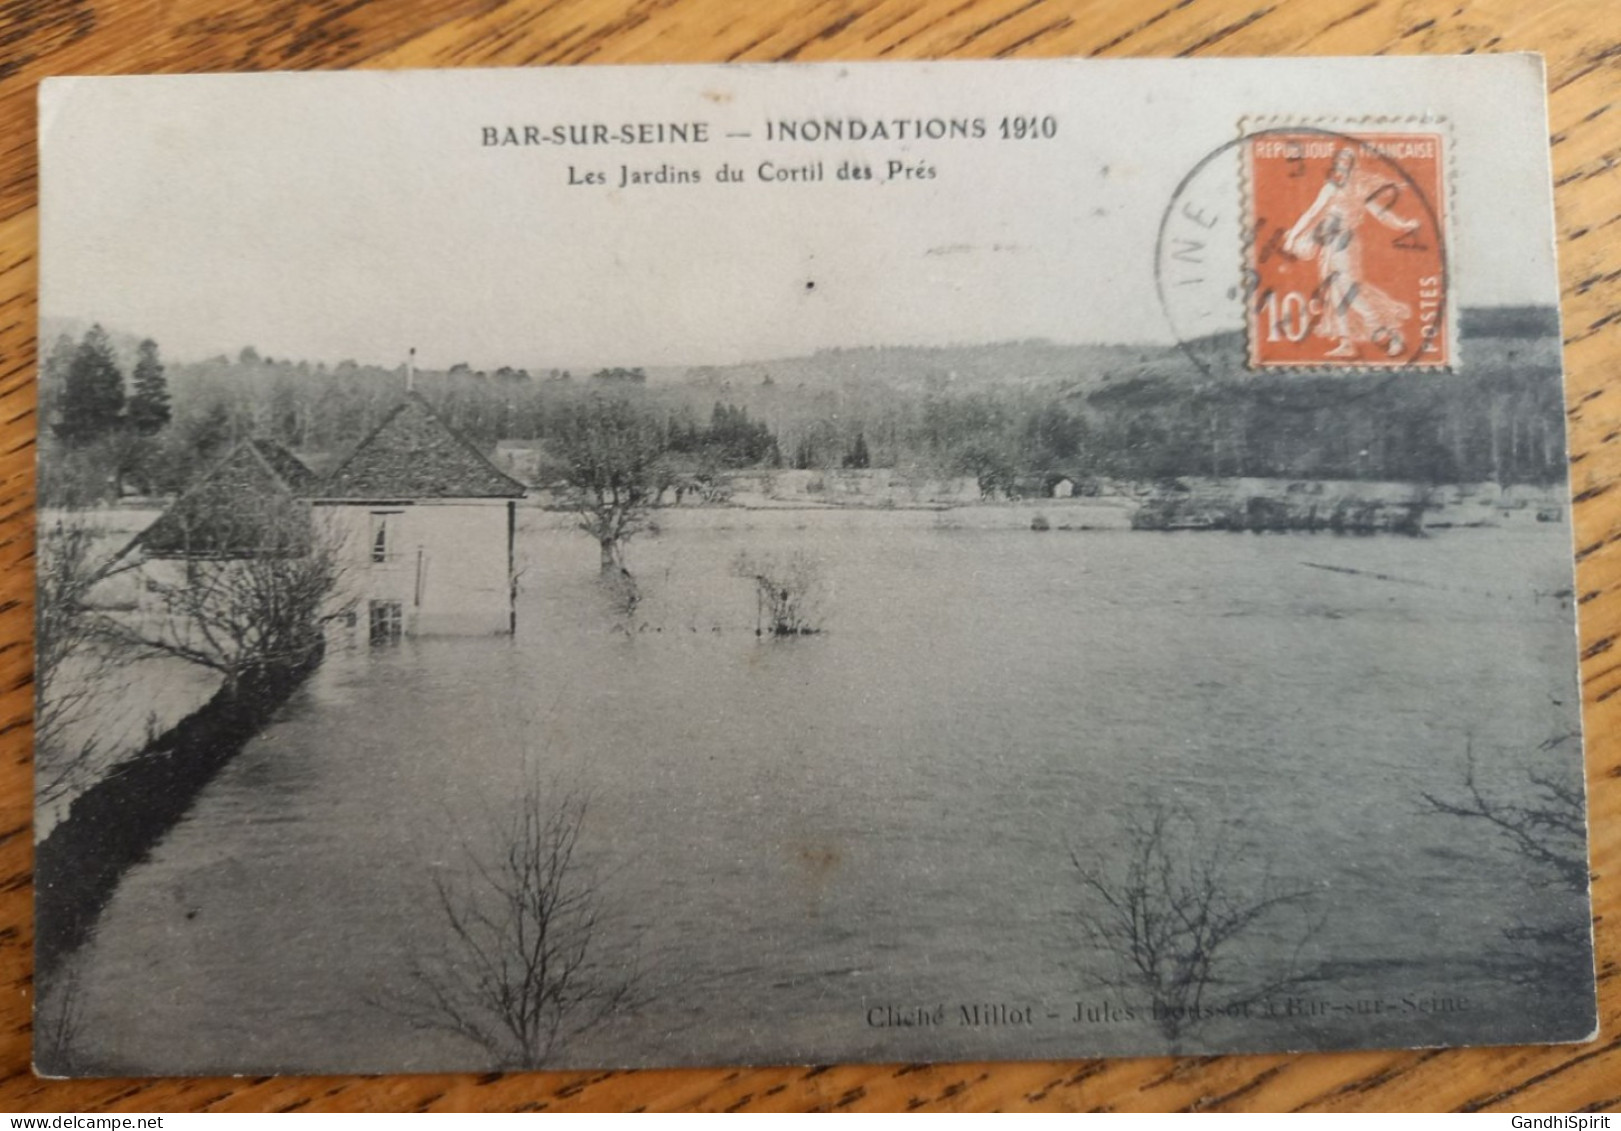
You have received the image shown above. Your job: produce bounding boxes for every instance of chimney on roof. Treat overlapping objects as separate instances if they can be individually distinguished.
[407,347,416,394]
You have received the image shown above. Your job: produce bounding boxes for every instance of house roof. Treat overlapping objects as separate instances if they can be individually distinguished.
[251,438,321,494]
[123,397,521,562]
[133,440,316,559]
[314,395,526,500]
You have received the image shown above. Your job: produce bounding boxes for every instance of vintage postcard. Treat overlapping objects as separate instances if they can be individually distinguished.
[34,56,1594,1075]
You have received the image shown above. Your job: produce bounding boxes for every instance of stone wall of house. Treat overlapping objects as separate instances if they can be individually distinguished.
[321,499,514,637]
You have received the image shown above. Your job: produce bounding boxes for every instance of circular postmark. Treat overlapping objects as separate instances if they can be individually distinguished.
[1155,124,1450,407]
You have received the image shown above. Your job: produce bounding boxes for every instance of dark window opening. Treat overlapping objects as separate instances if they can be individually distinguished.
[369,599,403,645]
[370,510,402,564]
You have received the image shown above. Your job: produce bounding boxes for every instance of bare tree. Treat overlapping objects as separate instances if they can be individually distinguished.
[387,786,639,1069]
[553,397,664,572]
[1071,803,1323,1044]
[97,497,346,696]
[603,566,642,624]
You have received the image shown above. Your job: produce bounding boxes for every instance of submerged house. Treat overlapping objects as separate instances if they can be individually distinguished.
[96,438,320,616]
[307,394,527,641]
[118,396,526,642]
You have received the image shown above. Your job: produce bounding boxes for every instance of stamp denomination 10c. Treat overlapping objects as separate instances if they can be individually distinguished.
[1246,128,1449,370]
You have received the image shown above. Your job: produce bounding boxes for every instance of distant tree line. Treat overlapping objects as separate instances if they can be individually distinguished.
[37,324,1568,506]
[902,368,1564,493]
[1076,369,1566,488]
[664,401,781,470]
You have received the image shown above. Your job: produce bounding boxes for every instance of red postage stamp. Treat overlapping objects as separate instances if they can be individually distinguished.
[1247,128,1449,369]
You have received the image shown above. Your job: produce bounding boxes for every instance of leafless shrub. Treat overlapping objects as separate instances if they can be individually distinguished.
[1421,734,1588,893]
[96,502,348,696]
[387,787,640,1070]
[1071,803,1323,1044]
[1422,734,1592,991]
[733,549,826,636]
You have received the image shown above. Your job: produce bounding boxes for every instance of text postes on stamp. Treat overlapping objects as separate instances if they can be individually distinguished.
[1246,129,1448,370]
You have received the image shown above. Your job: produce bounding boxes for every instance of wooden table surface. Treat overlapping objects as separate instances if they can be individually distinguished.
[1,0,1617,1113]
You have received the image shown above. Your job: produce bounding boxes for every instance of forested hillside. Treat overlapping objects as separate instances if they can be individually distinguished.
[37,306,1566,505]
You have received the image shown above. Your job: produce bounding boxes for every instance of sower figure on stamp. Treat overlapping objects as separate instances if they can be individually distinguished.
[1283,145,1423,358]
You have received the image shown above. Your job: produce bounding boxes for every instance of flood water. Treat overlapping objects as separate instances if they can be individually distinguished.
[59,508,1591,1073]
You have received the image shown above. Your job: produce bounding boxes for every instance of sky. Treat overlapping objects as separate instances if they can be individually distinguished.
[40,56,1560,371]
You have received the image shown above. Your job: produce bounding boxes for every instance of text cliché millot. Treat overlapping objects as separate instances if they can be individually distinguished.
[479,115,1062,188]
[865,995,1471,1030]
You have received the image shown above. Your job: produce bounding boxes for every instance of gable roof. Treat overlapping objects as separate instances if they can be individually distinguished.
[314,394,526,500]
[250,438,321,494]
[133,440,315,559]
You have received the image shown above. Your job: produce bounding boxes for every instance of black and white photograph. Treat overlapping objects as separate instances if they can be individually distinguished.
[32,56,1596,1076]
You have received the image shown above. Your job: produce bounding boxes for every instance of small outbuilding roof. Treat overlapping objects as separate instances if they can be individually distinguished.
[250,438,321,494]
[134,439,316,559]
[314,395,526,500]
